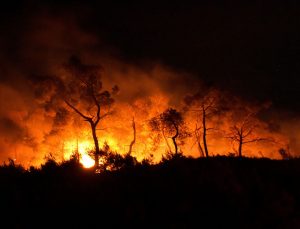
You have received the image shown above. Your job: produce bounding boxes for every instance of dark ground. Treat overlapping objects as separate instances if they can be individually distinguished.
[1,156,300,228]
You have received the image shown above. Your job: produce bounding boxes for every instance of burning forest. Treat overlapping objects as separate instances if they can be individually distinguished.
[0,53,294,168]
[0,10,298,169]
[1,1,300,228]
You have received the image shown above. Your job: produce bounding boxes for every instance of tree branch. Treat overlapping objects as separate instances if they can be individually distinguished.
[90,88,101,125]
[243,138,268,144]
[65,100,92,122]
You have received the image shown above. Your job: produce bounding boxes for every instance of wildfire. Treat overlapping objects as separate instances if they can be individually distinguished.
[0,12,297,168]
[0,56,293,167]
[81,153,95,168]
[64,140,95,168]
[63,138,123,168]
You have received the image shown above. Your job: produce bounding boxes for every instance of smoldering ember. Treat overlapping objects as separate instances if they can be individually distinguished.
[0,1,300,228]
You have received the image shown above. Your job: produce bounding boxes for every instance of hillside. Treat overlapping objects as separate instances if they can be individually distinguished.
[1,156,300,228]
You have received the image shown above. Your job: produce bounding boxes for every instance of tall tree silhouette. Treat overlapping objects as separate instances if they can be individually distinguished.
[63,56,118,170]
[184,90,219,157]
[149,108,189,155]
[226,112,269,158]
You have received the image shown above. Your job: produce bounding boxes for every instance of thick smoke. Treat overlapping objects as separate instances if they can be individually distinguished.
[0,11,298,166]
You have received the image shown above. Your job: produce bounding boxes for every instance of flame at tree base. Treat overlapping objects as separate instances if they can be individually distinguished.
[80,153,95,168]
[64,140,95,168]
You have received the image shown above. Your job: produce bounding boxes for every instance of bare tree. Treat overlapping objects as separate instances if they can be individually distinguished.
[226,112,270,158]
[184,90,220,157]
[149,108,189,155]
[63,56,118,170]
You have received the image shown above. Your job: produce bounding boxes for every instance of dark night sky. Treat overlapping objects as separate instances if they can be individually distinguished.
[1,0,300,114]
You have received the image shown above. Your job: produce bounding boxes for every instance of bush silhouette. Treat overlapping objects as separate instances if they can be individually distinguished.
[1,155,300,228]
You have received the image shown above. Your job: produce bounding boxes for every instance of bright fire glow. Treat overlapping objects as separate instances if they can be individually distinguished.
[81,153,95,168]
[63,138,123,168]
[77,141,95,168]
[64,140,95,168]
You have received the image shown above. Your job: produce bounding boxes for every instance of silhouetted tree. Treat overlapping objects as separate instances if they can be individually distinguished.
[63,56,118,171]
[127,117,136,155]
[149,108,189,155]
[226,112,269,158]
[184,90,220,157]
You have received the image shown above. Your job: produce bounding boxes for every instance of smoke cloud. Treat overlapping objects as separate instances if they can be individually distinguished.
[0,9,298,167]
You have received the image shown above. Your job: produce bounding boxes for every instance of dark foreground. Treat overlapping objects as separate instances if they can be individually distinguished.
[1,156,300,228]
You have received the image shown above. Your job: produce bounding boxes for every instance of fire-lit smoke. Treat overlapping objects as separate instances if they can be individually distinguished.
[0,12,298,167]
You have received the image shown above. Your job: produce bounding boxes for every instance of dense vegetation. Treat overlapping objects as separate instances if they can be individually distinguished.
[1,155,300,228]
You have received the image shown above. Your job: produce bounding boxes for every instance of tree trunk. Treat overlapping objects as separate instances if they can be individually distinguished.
[91,122,100,169]
[172,137,178,155]
[238,140,242,158]
[172,123,179,155]
[202,107,209,157]
[128,117,136,155]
